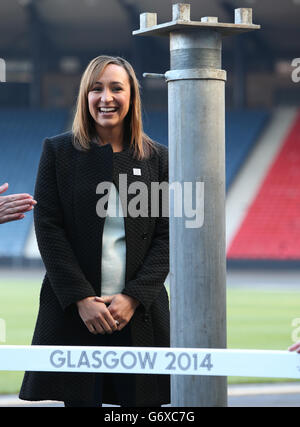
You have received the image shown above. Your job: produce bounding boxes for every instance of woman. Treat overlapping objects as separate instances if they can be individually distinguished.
[19,56,170,407]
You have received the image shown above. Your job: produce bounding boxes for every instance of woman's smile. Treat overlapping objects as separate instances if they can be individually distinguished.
[97,106,119,116]
[98,107,118,113]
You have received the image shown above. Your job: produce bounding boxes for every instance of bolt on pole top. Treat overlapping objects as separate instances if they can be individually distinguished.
[133,3,260,37]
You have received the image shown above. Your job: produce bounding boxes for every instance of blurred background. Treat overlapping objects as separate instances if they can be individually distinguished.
[0,0,300,406]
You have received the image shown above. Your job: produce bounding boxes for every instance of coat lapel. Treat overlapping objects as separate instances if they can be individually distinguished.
[112,148,152,283]
[73,143,113,292]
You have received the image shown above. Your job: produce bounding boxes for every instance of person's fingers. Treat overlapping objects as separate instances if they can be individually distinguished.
[106,314,119,332]
[288,342,297,351]
[2,193,34,202]
[288,342,300,352]
[0,183,8,194]
[17,203,36,213]
[98,319,111,334]
[94,297,119,332]
[116,320,127,331]
[96,295,114,304]
[94,296,106,305]
[0,212,25,224]
[100,312,119,334]
[13,197,36,206]
[86,321,98,335]
[80,298,120,335]
[3,202,34,215]
[93,317,108,335]
[0,205,33,223]
[0,198,36,219]
[4,197,36,210]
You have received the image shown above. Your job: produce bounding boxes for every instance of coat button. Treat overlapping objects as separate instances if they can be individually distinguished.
[144,314,150,322]
[142,232,148,239]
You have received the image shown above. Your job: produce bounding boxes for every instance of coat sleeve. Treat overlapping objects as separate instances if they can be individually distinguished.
[34,138,97,310]
[121,145,169,314]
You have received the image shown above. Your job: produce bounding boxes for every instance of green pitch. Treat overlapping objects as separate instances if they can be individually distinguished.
[0,278,300,394]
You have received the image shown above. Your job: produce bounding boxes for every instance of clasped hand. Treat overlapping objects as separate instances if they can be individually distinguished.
[77,293,140,335]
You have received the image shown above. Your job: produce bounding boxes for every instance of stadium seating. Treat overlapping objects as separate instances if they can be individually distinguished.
[143,109,270,190]
[143,111,168,148]
[0,108,270,260]
[0,108,69,258]
[225,109,270,190]
[227,110,300,261]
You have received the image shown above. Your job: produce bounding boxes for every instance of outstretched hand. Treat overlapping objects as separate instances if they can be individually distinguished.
[288,341,300,353]
[0,183,37,224]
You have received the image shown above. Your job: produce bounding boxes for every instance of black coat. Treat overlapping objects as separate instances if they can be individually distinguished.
[19,131,170,406]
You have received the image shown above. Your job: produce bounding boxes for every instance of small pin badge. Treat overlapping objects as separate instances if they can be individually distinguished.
[133,168,141,176]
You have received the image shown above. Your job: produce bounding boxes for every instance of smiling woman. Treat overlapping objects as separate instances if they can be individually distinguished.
[88,64,131,150]
[19,55,170,408]
[72,55,157,160]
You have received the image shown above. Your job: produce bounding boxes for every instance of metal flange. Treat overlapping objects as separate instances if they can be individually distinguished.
[133,4,260,37]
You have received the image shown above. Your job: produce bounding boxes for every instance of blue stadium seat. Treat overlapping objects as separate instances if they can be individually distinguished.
[225,109,270,190]
[143,109,270,190]
[143,111,168,148]
[0,108,69,257]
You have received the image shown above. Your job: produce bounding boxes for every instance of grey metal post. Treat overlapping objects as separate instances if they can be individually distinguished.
[133,4,260,407]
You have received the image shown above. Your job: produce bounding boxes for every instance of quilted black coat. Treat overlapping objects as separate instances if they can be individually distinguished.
[19,131,170,406]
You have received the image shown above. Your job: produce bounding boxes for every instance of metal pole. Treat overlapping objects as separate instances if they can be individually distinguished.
[133,4,260,407]
[168,27,227,408]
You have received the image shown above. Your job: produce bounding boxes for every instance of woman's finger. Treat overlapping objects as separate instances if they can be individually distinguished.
[4,198,36,210]
[96,295,114,305]
[0,213,25,224]
[101,311,119,333]
[288,342,300,352]
[0,183,8,194]
[95,316,112,334]
[3,203,33,215]
[94,297,118,332]
[1,193,34,203]
[116,319,127,331]
[86,321,97,335]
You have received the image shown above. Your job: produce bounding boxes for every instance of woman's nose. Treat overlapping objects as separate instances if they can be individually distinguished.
[101,88,113,103]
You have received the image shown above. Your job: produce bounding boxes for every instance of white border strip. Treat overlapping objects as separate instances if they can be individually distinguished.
[0,346,300,378]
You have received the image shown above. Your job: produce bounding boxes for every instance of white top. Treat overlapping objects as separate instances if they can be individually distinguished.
[100,183,126,296]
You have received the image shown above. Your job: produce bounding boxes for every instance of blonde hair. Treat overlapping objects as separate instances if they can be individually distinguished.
[72,55,157,160]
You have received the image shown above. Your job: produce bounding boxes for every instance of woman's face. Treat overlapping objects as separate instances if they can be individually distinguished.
[88,63,131,134]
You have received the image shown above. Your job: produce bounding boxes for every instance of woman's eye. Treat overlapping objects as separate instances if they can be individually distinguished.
[90,87,122,93]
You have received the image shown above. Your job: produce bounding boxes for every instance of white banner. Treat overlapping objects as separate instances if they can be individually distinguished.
[0,345,300,378]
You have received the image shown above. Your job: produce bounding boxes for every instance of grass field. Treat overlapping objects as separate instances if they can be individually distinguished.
[0,277,300,394]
